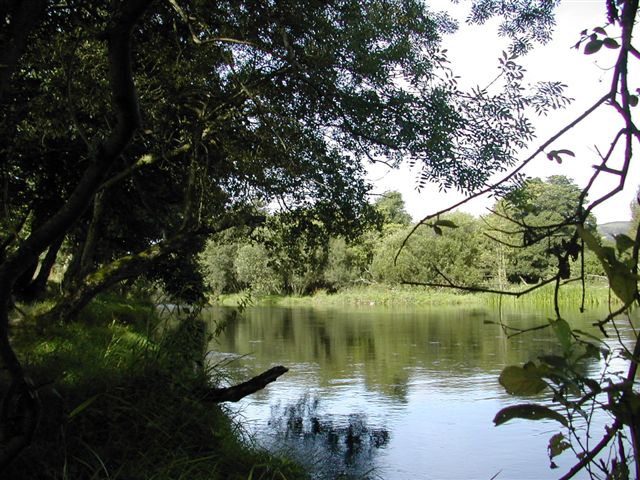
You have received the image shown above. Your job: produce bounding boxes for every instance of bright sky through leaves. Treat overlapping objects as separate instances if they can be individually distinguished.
[368,0,639,224]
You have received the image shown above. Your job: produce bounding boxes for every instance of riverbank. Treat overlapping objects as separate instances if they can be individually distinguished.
[3,296,305,479]
[215,280,615,310]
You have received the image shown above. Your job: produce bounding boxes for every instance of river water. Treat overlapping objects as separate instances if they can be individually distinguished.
[202,303,637,480]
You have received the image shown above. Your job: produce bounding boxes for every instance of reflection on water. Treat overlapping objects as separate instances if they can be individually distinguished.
[267,395,390,479]
[202,304,637,479]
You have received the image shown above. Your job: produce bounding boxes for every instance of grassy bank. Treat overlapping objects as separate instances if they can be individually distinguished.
[3,296,304,480]
[216,284,485,308]
[215,280,616,310]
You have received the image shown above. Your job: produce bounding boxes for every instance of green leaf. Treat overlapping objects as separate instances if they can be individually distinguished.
[614,234,634,254]
[433,219,458,229]
[583,342,603,360]
[538,355,567,369]
[550,318,573,352]
[577,226,603,254]
[593,27,607,36]
[546,150,572,164]
[548,433,571,459]
[493,403,568,427]
[433,225,443,236]
[610,461,630,479]
[573,329,607,346]
[628,392,640,417]
[630,95,639,107]
[499,363,548,396]
[603,37,620,49]
[607,392,640,427]
[577,226,639,304]
[584,39,603,54]
[555,149,575,157]
[68,395,100,420]
[582,377,601,394]
[608,262,638,305]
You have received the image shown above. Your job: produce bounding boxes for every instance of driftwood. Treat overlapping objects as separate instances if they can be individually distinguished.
[200,366,288,403]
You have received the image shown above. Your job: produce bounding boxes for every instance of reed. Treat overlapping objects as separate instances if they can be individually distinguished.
[484,281,615,310]
[215,281,616,311]
[217,285,484,307]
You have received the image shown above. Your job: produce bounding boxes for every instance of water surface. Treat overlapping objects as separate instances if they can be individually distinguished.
[203,304,637,479]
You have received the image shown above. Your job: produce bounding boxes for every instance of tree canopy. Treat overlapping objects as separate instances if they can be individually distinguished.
[0,1,536,465]
[0,0,638,476]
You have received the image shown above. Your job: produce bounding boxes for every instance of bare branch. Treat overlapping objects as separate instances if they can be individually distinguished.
[168,0,257,48]
[395,93,611,265]
[199,366,288,403]
[558,421,622,480]
[402,268,560,298]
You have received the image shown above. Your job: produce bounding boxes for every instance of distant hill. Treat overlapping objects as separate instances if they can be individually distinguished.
[598,221,632,241]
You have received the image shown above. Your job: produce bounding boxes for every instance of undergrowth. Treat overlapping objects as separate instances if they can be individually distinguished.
[2,295,305,480]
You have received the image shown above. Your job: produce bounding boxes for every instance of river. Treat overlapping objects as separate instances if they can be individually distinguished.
[201,303,638,480]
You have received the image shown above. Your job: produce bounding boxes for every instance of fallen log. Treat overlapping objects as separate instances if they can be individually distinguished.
[200,366,289,403]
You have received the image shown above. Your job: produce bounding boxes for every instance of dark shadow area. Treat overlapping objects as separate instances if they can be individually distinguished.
[266,395,390,479]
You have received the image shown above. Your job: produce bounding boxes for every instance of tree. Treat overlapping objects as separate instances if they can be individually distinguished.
[324,236,373,289]
[374,191,412,226]
[0,0,610,472]
[372,212,486,286]
[201,239,240,297]
[2,1,523,466]
[484,175,598,284]
[234,243,283,295]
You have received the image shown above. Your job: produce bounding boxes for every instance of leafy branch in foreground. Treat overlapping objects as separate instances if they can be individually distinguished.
[402,1,640,478]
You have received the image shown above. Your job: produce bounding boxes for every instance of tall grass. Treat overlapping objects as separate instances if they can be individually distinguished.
[484,281,615,310]
[216,281,615,311]
[3,296,305,480]
[217,285,484,308]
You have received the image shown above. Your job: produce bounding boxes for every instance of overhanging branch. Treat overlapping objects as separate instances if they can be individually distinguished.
[199,366,288,403]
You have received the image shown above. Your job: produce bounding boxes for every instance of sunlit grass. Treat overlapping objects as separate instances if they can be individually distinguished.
[214,280,617,313]
[485,280,616,310]
[216,285,484,307]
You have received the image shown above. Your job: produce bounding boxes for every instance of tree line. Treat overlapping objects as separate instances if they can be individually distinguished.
[200,175,618,298]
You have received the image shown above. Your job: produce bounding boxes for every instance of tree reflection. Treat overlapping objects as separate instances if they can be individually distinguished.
[267,395,390,479]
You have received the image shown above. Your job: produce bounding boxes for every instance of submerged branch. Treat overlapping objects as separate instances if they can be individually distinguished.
[200,366,289,403]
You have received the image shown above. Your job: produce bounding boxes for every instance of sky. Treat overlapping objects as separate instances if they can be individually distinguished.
[367,0,639,225]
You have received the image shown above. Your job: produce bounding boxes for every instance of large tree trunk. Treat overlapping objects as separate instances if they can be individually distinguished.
[0,0,154,470]
[61,192,106,294]
[17,235,65,303]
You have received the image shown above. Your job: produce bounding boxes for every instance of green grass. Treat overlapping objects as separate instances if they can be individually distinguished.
[216,281,616,310]
[3,296,306,480]
[217,284,485,308]
[484,280,616,309]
